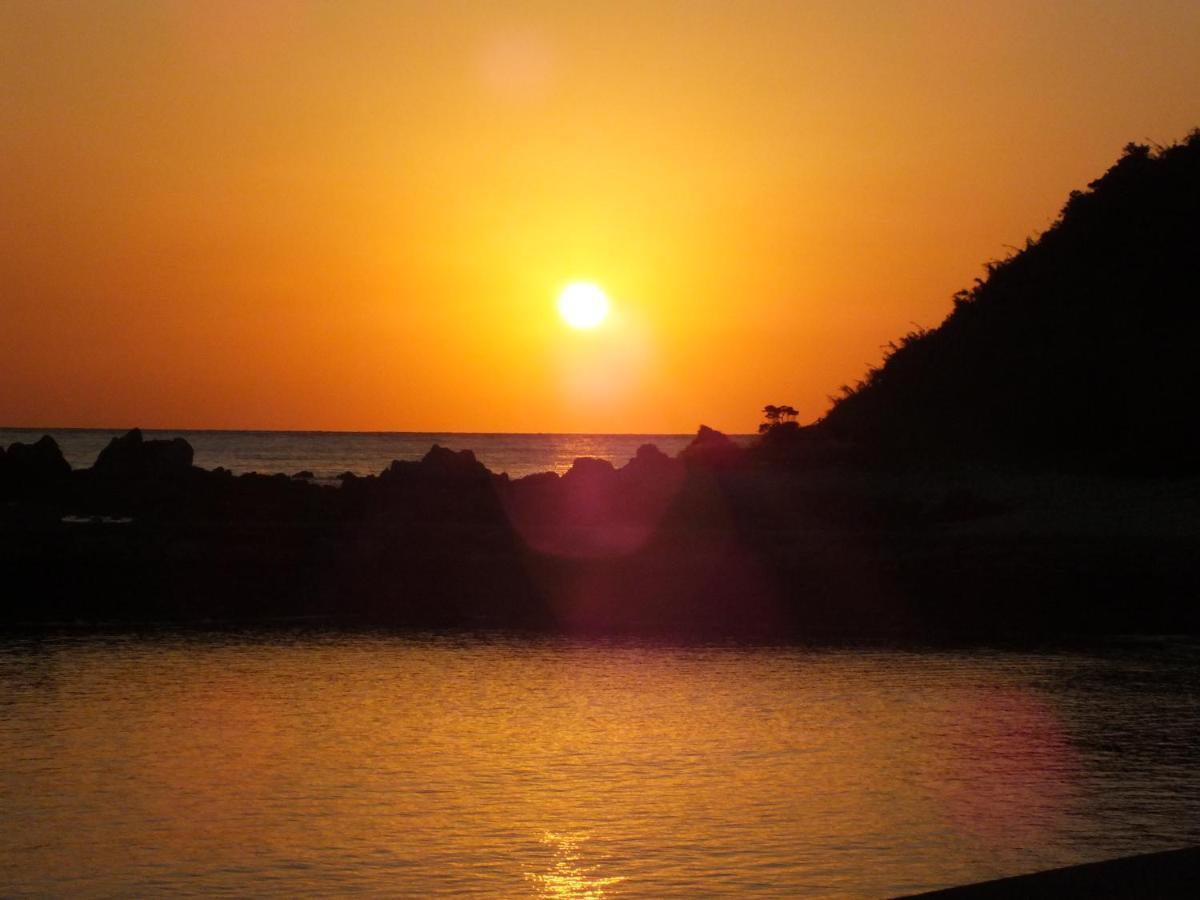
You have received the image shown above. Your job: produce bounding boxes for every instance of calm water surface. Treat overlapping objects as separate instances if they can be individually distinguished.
[0,430,711,480]
[1,634,1198,897]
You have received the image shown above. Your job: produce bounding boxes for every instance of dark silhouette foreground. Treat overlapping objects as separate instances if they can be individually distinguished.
[823,131,1200,473]
[2,423,1198,636]
[3,132,1200,635]
[899,846,1200,899]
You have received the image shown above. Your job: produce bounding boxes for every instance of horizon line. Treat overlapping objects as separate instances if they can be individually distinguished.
[0,424,760,438]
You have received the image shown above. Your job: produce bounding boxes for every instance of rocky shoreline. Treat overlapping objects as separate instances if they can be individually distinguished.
[3,427,1198,637]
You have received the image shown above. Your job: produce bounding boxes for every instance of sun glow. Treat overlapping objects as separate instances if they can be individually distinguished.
[557,282,610,329]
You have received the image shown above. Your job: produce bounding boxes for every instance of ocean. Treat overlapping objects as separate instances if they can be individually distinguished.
[0,429,718,481]
[2,633,1198,896]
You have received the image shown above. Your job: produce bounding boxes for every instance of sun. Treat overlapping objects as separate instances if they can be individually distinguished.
[557,282,610,329]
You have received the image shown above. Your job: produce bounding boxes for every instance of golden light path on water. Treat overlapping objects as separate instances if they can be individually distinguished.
[1,635,1199,896]
[526,832,625,899]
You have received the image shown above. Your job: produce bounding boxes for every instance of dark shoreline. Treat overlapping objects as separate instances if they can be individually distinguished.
[899,846,1200,898]
[4,426,1199,638]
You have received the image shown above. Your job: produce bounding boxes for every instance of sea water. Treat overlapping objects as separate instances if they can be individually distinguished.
[1,633,1198,897]
[0,429,715,480]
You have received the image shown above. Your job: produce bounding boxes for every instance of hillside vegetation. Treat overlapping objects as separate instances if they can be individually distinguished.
[821,131,1200,472]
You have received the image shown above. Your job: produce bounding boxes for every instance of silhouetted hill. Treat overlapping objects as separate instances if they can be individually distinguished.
[821,131,1200,472]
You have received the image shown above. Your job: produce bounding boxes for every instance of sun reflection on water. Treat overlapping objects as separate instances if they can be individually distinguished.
[525,832,625,898]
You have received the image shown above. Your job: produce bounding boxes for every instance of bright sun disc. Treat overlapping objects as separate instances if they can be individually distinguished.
[557,282,609,329]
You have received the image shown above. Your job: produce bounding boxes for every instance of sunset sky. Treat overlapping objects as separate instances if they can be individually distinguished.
[3,1,1198,433]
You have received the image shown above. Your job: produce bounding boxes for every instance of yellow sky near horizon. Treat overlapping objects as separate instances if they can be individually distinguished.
[2,0,1198,433]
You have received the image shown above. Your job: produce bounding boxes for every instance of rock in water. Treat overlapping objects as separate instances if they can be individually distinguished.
[679,425,743,468]
[1,435,71,492]
[91,428,194,480]
[418,445,491,481]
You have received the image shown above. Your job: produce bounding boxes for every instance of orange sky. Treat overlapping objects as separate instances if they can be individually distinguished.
[2,1,1198,433]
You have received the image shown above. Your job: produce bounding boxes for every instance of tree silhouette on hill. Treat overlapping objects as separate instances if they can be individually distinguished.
[760,404,799,433]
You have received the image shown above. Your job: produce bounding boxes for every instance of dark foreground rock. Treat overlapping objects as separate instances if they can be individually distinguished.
[900,846,1200,899]
[2,428,1199,636]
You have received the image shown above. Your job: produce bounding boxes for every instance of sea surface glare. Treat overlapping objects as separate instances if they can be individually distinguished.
[1,634,1198,897]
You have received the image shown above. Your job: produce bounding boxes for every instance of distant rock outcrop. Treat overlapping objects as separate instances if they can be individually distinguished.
[380,445,494,484]
[623,442,675,475]
[679,425,742,468]
[91,429,194,480]
[561,456,617,486]
[421,445,491,480]
[0,435,71,494]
